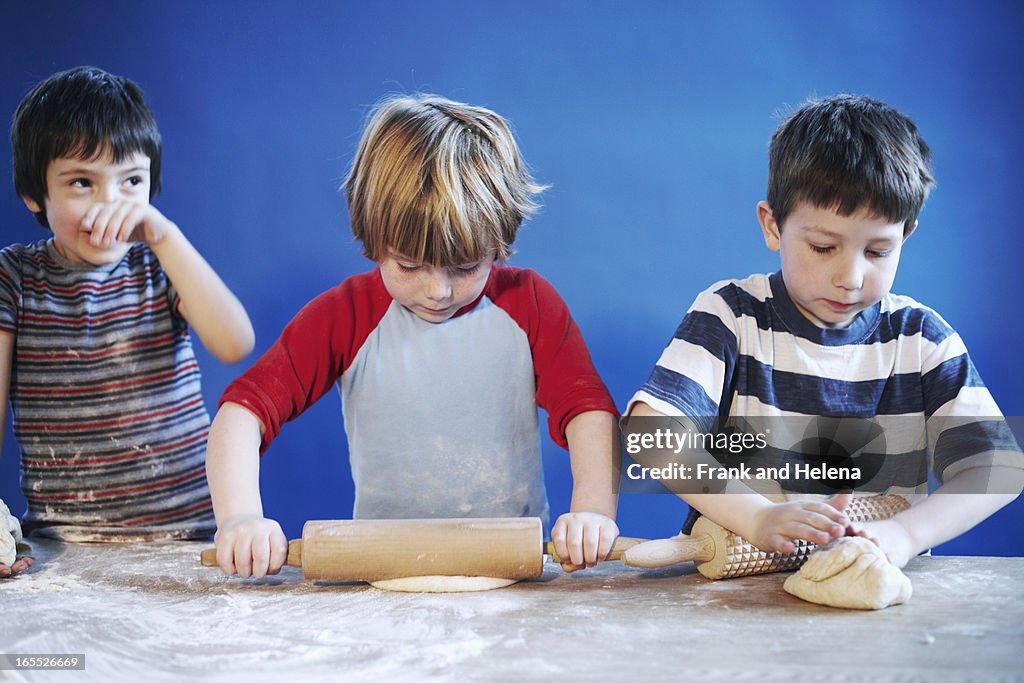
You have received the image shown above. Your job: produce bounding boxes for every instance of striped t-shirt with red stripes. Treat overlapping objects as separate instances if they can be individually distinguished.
[0,239,215,541]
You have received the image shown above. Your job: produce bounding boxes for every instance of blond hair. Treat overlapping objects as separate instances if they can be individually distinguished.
[343,94,546,265]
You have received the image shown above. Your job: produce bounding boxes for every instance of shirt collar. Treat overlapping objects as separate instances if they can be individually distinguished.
[768,271,881,346]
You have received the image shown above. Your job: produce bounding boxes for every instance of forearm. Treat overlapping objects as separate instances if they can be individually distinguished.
[206,402,267,525]
[892,466,1024,554]
[150,224,254,363]
[625,401,850,551]
[0,332,12,457]
[626,401,773,536]
[564,410,618,519]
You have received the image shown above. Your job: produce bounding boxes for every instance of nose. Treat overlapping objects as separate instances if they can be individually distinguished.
[98,181,119,203]
[425,269,453,302]
[833,255,865,291]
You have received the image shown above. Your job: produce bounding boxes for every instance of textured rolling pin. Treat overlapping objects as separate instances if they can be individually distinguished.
[200,517,646,582]
[623,494,910,579]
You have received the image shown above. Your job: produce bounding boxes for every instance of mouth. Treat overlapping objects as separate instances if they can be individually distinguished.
[822,299,856,313]
[421,305,452,315]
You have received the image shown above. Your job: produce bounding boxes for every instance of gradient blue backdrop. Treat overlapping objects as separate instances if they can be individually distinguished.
[2,1,1022,555]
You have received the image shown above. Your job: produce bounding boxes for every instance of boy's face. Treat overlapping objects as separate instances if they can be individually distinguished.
[758,201,913,329]
[379,250,493,323]
[23,148,152,265]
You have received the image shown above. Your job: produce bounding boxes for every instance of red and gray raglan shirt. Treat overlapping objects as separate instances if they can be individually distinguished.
[221,265,617,528]
[0,239,216,540]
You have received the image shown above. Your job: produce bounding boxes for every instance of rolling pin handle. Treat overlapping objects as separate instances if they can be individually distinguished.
[544,536,648,564]
[621,533,716,568]
[199,539,303,568]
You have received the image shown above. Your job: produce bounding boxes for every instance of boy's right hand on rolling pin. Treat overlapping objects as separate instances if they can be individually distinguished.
[746,493,852,555]
[550,511,619,573]
[214,515,288,579]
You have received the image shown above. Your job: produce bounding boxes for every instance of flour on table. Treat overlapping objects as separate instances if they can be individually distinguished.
[783,536,912,610]
[369,576,519,593]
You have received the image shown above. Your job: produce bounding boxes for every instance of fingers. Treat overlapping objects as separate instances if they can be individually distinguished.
[596,523,619,563]
[796,502,849,538]
[813,500,851,526]
[762,534,797,555]
[846,524,878,545]
[581,524,601,567]
[82,201,149,247]
[551,514,587,572]
[248,534,271,579]
[752,500,852,553]
[826,492,853,514]
[551,513,619,572]
[268,534,289,576]
[549,517,571,569]
[0,556,33,578]
[778,519,837,546]
[214,518,286,579]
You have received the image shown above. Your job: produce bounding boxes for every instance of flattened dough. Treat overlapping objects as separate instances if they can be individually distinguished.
[0,498,23,566]
[370,576,519,593]
[784,536,911,610]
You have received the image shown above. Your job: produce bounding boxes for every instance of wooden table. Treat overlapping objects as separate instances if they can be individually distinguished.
[0,540,1020,682]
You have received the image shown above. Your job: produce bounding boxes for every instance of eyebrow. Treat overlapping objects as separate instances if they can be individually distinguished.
[801,225,897,246]
[800,226,844,239]
[56,164,150,177]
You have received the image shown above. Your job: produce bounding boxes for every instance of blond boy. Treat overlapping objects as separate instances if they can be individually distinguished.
[207,95,619,578]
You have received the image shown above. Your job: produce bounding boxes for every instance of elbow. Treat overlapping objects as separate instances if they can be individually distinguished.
[216,326,256,365]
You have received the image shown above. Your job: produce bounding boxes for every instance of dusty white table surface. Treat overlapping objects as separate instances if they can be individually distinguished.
[0,539,1020,683]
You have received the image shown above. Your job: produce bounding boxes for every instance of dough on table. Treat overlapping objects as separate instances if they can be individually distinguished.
[0,498,24,566]
[783,536,911,610]
[370,575,519,593]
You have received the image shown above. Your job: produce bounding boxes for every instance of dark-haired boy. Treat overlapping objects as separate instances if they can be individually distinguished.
[0,67,254,576]
[629,94,1023,566]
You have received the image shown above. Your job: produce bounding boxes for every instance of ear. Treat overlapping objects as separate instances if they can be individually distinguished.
[22,195,43,214]
[902,219,918,243]
[757,201,781,253]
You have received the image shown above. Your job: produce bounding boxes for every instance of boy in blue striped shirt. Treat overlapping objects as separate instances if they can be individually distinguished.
[629,95,1023,566]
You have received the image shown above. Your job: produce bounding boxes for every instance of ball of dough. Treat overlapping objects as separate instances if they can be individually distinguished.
[783,537,911,610]
[0,530,15,567]
[0,499,23,566]
[0,498,21,543]
[370,576,519,593]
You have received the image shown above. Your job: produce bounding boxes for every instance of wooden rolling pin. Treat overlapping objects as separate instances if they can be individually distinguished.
[200,517,646,582]
[623,494,910,580]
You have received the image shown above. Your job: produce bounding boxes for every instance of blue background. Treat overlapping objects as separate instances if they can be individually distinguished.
[2,1,1022,555]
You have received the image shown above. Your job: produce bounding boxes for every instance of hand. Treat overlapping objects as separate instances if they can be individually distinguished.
[745,494,851,555]
[213,515,288,579]
[0,555,33,578]
[82,200,176,249]
[847,518,915,568]
[550,511,619,572]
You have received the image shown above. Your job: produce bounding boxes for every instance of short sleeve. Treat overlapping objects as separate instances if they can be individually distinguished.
[219,271,393,452]
[165,278,182,319]
[489,268,617,448]
[0,247,24,334]
[918,313,1024,481]
[628,283,740,433]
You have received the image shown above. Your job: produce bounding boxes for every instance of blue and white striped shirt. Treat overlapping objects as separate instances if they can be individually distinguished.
[629,272,1023,499]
